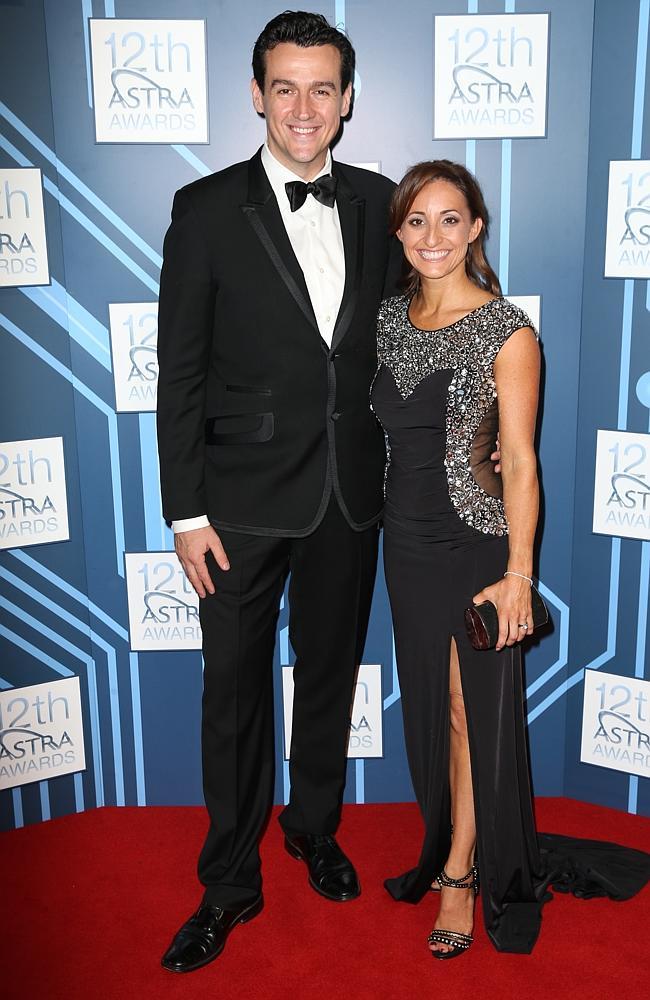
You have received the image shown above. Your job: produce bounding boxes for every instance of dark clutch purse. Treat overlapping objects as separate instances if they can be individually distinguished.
[464,584,549,651]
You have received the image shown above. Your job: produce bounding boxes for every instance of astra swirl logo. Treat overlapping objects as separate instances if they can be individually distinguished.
[142,590,199,624]
[446,64,535,130]
[594,711,650,749]
[591,711,650,772]
[0,726,75,760]
[139,589,199,643]
[609,473,650,506]
[605,472,650,533]
[620,204,650,252]
[108,68,196,117]
[0,727,76,785]
[0,483,57,521]
[128,342,158,381]
[451,64,534,106]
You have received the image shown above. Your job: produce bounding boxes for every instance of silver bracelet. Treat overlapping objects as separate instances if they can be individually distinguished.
[504,570,533,586]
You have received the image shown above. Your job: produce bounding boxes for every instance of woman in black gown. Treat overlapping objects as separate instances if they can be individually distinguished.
[371,160,546,957]
[372,159,650,960]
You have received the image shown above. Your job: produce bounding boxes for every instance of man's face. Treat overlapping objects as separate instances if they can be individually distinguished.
[251,42,351,179]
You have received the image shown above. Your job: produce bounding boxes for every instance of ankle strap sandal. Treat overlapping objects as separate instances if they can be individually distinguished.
[427,928,474,958]
[427,865,479,960]
[429,865,479,896]
[436,864,479,894]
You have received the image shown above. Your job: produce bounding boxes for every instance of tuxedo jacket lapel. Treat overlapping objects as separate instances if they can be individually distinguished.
[240,151,366,349]
[331,163,365,351]
[240,150,319,332]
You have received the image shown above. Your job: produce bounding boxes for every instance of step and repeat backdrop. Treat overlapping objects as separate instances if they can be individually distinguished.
[0,0,649,831]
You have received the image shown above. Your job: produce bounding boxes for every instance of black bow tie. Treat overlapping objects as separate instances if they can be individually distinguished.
[285,174,337,212]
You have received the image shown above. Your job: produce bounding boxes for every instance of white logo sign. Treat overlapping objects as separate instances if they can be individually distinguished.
[125,552,201,650]
[433,14,549,139]
[90,19,208,144]
[0,437,69,550]
[506,295,541,334]
[109,302,158,412]
[0,168,50,288]
[604,161,650,278]
[581,669,650,779]
[593,429,650,541]
[0,677,86,790]
[282,663,383,759]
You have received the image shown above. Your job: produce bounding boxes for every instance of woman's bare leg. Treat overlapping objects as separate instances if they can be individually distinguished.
[429,638,477,954]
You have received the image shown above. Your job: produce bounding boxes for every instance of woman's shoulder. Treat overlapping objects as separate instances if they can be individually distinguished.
[458,297,537,368]
[485,296,537,337]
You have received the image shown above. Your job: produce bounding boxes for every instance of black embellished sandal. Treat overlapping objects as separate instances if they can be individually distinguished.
[427,864,479,960]
[429,841,475,894]
[429,825,457,893]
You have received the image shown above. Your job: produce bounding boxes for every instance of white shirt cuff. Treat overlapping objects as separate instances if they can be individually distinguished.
[172,515,211,533]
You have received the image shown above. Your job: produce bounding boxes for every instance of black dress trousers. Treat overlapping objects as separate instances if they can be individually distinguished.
[197,497,379,908]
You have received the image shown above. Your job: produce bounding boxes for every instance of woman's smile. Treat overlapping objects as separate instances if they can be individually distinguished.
[417,248,451,261]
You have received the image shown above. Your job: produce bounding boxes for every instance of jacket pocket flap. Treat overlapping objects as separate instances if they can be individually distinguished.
[205,412,274,445]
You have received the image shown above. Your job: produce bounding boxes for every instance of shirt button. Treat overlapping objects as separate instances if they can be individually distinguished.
[319,267,324,273]
[326,315,331,322]
[310,220,316,227]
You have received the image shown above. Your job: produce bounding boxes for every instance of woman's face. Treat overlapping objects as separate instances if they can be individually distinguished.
[397,179,482,284]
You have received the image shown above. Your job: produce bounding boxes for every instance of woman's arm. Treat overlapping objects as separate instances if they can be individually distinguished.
[472,326,541,650]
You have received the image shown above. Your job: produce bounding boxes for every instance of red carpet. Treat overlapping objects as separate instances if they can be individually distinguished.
[4,798,649,1000]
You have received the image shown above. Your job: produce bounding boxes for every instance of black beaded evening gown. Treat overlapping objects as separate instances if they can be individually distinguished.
[371,295,650,953]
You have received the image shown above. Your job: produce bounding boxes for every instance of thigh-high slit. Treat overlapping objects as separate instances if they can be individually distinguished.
[382,527,544,954]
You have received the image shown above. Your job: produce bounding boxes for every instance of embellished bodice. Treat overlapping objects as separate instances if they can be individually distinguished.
[370,295,534,538]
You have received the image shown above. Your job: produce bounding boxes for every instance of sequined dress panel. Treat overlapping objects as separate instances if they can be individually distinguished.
[370,295,533,539]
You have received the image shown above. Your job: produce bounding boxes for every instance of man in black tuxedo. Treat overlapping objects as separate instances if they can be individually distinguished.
[158,11,400,973]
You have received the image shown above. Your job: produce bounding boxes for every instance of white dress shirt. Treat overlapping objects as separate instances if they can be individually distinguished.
[172,144,346,534]
[261,144,345,346]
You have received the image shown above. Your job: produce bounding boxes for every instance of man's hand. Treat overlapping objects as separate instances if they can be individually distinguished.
[491,435,502,475]
[174,525,229,599]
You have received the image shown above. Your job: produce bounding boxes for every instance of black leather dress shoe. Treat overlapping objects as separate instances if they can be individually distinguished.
[285,834,360,902]
[161,895,263,973]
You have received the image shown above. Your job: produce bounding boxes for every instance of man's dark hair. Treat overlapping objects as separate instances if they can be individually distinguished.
[252,10,355,92]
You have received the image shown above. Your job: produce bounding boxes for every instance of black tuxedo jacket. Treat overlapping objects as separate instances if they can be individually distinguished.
[157,148,401,536]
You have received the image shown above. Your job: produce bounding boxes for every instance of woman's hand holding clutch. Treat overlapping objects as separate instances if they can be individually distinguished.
[470,574,533,651]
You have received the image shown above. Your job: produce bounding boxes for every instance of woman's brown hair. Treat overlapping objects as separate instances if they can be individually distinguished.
[389,160,502,298]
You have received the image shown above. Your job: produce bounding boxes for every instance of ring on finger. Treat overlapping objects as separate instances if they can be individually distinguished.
[518,622,528,630]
